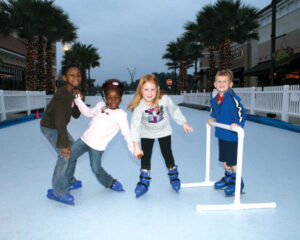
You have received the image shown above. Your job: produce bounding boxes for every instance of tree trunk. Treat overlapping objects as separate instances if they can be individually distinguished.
[218,41,225,70]
[81,69,87,96]
[45,46,55,94]
[224,38,232,69]
[36,36,46,91]
[178,60,187,92]
[25,40,36,91]
[208,45,216,92]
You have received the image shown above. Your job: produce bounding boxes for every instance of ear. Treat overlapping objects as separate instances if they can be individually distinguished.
[214,81,217,89]
[230,81,233,88]
[62,75,67,82]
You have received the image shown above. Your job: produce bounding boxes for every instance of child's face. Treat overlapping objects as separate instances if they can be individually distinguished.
[62,67,82,88]
[106,88,121,110]
[214,75,233,94]
[141,81,157,105]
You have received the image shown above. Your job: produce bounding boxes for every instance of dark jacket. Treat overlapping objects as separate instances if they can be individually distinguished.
[210,88,246,142]
[41,85,80,148]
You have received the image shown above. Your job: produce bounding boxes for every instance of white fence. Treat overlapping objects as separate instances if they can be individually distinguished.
[0,90,47,121]
[183,85,300,121]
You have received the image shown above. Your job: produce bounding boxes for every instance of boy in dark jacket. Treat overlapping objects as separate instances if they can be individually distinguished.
[41,65,82,205]
[208,69,246,196]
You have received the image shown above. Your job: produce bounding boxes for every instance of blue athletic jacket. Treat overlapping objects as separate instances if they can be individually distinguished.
[210,88,246,142]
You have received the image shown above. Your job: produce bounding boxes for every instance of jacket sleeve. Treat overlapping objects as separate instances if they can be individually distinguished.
[130,106,142,142]
[119,112,134,154]
[230,96,246,127]
[165,95,186,125]
[74,97,103,118]
[53,95,70,148]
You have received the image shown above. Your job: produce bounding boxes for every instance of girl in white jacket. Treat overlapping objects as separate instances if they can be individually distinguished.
[70,79,133,203]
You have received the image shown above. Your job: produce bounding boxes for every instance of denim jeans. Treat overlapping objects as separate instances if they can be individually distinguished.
[70,138,114,188]
[41,126,78,196]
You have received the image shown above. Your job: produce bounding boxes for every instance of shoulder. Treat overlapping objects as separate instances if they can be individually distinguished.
[159,94,169,103]
[54,86,69,99]
[95,101,106,108]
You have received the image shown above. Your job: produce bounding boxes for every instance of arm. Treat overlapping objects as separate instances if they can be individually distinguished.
[74,97,104,118]
[166,95,194,133]
[230,96,246,128]
[130,106,144,158]
[119,112,134,155]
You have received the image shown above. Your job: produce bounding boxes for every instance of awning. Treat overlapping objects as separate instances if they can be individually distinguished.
[244,53,300,76]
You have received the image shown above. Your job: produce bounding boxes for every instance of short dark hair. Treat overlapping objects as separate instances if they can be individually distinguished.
[62,65,81,75]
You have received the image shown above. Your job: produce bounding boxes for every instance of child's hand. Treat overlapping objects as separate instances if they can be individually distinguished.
[134,148,144,159]
[208,118,216,126]
[60,147,71,159]
[183,123,194,133]
[73,89,83,99]
[230,123,240,130]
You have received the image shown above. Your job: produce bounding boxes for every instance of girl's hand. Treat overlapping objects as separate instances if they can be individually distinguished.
[230,123,240,130]
[73,89,83,99]
[60,147,71,159]
[134,147,143,159]
[208,118,216,126]
[183,123,194,133]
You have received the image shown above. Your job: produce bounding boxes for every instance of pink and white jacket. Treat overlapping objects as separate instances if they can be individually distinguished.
[74,97,133,153]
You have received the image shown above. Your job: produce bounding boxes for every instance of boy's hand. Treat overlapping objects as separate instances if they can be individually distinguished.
[208,118,216,126]
[60,147,70,159]
[183,123,194,133]
[230,123,240,130]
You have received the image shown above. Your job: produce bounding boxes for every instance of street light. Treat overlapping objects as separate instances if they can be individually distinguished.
[62,43,71,51]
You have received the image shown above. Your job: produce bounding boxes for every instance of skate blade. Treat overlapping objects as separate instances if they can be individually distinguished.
[47,195,75,206]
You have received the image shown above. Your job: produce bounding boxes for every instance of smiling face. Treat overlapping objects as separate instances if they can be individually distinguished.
[63,67,82,90]
[141,81,158,105]
[214,75,233,96]
[105,88,121,110]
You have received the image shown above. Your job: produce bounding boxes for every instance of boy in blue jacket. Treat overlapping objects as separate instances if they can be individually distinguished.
[208,69,246,196]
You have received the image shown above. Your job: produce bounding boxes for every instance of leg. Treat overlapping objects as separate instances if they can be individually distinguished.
[135,138,154,197]
[215,139,235,190]
[88,148,115,188]
[158,136,180,192]
[41,126,71,196]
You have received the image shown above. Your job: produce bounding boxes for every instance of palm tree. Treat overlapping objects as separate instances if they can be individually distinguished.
[0,0,38,90]
[61,42,101,95]
[44,7,77,94]
[213,0,260,69]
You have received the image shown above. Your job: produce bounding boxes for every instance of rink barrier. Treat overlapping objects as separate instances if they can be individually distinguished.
[181,122,277,211]
[0,112,44,129]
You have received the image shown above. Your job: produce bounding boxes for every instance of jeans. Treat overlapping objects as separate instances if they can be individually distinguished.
[41,126,78,196]
[70,138,114,188]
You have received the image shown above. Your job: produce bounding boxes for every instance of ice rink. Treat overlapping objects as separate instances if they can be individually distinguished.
[0,101,300,240]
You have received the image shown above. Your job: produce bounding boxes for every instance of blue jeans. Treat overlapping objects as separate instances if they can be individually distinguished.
[41,126,78,196]
[70,138,114,188]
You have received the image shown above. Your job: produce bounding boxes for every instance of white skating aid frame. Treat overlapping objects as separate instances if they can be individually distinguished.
[181,122,277,211]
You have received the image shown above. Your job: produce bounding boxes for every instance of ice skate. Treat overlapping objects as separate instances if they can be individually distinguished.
[47,189,74,205]
[111,179,124,192]
[214,170,233,189]
[68,180,82,191]
[224,172,244,196]
[168,166,181,192]
[135,170,151,198]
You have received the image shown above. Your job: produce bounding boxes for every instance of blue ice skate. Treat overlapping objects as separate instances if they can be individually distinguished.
[111,179,124,192]
[168,166,181,192]
[214,170,233,190]
[224,172,244,196]
[47,189,74,205]
[135,170,151,198]
[68,180,82,191]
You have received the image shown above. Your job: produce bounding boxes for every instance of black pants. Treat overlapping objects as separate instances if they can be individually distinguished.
[141,135,175,170]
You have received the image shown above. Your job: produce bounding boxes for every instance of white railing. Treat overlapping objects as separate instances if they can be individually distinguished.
[183,85,300,121]
[0,90,47,121]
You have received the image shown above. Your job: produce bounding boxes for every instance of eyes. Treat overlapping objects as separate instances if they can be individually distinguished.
[106,96,121,101]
